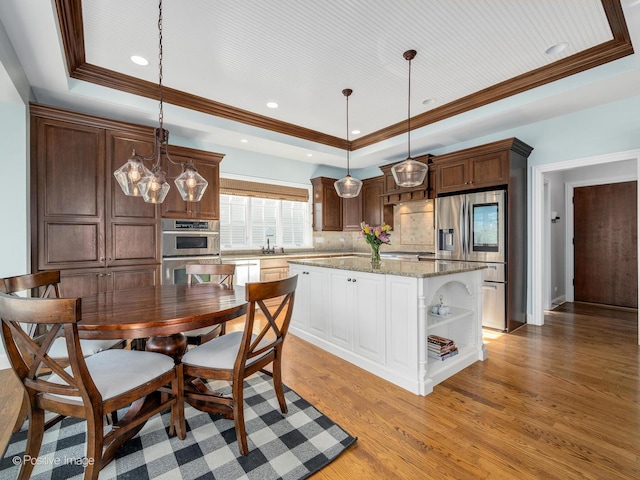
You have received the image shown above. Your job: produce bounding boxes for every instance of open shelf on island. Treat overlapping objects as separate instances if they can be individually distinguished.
[427,306,472,328]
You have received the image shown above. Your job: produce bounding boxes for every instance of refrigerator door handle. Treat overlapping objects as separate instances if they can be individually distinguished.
[460,197,467,257]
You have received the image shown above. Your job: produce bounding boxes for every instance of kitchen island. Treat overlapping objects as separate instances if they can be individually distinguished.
[288,256,487,395]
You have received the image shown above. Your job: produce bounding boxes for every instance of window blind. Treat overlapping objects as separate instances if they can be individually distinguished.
[220,178,309,202]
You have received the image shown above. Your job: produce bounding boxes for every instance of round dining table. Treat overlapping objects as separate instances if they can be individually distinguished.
[77,283,248,361]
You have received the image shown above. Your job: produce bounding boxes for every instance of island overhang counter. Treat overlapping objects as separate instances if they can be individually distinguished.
[287,256,488,396]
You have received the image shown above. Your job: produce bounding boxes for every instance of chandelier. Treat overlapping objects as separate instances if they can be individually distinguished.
[391,49,428,188]
[334,88,362,198]
[113,0,208,204]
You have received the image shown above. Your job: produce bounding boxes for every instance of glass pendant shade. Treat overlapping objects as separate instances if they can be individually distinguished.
[113,151,152,196]
[391,158,428,187]
[175,164,208,202]
[140,170,170,204]
[334,175,363,198]
[392,49,429,188]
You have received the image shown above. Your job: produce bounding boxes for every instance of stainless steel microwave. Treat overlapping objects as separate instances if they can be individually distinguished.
[161,219,220,257]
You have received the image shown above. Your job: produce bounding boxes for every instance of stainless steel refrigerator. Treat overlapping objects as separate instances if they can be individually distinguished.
[436,190,510,330]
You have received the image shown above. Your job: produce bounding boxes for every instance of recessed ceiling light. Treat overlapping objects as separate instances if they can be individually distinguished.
[545,42,568,55]
[130,55,149,66]
[307,153,313,157]
[240,139,248,143]
[422,98,436,106]
[351,129,361,135]
[266,102,279,109]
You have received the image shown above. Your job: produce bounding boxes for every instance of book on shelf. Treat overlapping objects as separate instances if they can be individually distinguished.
[428,334,454,346]
[428,348,459,361]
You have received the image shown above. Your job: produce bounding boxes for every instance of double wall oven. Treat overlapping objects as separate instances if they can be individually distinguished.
[161,219,221,285]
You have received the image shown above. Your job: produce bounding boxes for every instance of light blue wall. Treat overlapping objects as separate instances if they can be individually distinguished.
[0,101,29,278]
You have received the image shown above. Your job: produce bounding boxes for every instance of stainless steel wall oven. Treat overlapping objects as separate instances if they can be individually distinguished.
[161,219,220,285]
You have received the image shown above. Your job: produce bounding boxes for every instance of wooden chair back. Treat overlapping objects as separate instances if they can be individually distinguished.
[186,263,235,286]
[0,291,185,478]
[0,292,94,407]
[3,270,62,299]
[181,274,298,455]
[240,274,298,374]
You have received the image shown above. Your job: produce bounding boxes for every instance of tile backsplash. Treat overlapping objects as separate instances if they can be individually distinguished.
[313,199,436,253]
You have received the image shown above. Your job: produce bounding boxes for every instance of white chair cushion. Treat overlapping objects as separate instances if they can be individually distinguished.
[47,349,175,401]
[48,337,123,359]
[182,331,271,370]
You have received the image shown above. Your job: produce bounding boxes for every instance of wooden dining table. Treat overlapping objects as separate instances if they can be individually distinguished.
[77,283,248,361]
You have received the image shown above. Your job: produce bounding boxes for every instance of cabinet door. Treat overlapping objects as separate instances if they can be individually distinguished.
[289,266,326,337]
[362,177,384,227]
[469,151,509,189]
[311,177,342,231]
[327,271,353,348]
[108,265,160,291]
[161,149,222,220]
[35,118,106,270]
[59,268,105,297]
[436,159,469,194]
[106,131,161,266]
[352,272,386,363]
[342,195,363,231]
[191,158,220,219]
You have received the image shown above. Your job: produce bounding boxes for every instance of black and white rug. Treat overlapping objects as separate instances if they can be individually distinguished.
[1,373,356,479]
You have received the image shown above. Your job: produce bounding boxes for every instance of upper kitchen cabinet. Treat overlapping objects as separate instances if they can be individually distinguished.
[31,106,162,272]
[432,138,533,195]
[361,176,393,228]
[31,105,161,271]
[311,177,343,231]
[342,194,363,231]
[160,147,223,220]
[379,154,435,205]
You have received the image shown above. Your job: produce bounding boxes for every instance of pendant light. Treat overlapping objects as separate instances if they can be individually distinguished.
[113,0,208,204]
[334,89,363,198]
[391,49,428,188]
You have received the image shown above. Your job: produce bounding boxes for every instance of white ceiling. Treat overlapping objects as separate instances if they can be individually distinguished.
[2,0,640,170]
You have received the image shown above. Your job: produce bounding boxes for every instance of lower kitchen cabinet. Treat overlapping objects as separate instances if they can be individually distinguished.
[327,270,385,362]
[59,265,160,298]
[291,265,327,338]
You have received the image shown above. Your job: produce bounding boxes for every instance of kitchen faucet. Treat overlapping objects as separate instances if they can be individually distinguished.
[262,238,275,254]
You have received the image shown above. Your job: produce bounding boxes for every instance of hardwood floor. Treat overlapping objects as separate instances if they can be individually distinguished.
[1,303,638,479]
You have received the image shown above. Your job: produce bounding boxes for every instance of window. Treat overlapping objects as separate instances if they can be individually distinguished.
[220,194,310,249]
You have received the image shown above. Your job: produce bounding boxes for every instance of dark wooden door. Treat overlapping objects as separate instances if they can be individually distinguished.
[574,181,637,308]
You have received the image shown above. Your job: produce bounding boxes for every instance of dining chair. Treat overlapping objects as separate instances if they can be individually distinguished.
[2,270,127,433]
[0,291,186,480]
[181,274,298,455]
[184,263,236,345]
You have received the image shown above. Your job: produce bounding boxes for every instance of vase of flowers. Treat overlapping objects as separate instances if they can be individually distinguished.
[360,221,391,267]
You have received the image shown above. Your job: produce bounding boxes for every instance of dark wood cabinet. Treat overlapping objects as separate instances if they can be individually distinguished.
[31,104,223,293]
[361,176,393,228]
[311,177,342,231]
[59,265,160,298]
[379,154,434,205]
[434,150,509,194]
[160,149,223,220]
[342,195,363,231]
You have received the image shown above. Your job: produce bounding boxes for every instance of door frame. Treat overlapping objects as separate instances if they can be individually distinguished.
[531,149,640,345]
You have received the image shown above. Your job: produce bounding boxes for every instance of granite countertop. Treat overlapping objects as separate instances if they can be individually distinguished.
[287,256,487,278]
[221,250,364,261]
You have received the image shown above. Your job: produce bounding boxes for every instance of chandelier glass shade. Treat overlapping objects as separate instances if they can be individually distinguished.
[113,0,207,204]
[113,151,152,197]
[334,88,362,198]
[391,49,428,188]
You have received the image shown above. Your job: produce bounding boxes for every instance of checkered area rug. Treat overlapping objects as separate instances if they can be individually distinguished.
[0,372,356,479]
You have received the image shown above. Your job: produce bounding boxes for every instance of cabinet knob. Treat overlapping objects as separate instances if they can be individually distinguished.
[352,279,357,283]
[347,278,351,282]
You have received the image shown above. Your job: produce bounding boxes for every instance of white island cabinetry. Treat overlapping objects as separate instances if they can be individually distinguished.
[289,257,487,396]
